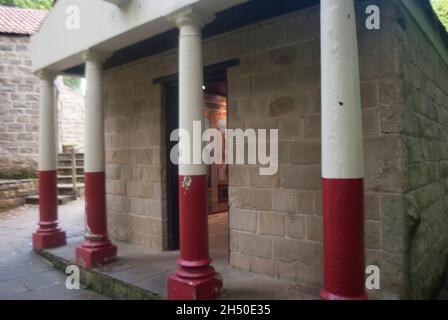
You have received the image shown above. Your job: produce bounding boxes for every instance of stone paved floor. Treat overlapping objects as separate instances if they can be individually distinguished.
[0,202,107,300]
[0,199,319,300]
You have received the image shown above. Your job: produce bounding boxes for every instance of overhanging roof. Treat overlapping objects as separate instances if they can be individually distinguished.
[32,0,448,75]
[31,0,248,73]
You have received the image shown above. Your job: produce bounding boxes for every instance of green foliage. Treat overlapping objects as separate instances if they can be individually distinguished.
[0,169,37,180]
[0,0,53,10]
[432,0,448,31]
[63,77,81,90]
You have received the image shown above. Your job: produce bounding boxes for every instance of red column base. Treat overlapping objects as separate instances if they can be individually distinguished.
[320,289,368,301]
[322,178,367,301]
[168,271,223,300]
[32,229,66,250]
[75,240,117,268]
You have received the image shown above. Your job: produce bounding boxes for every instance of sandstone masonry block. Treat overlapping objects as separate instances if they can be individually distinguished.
[272,238,320,267]
[306,216,322,242]
[230,209,258,233]
[249,256,279,277]
[289,141,321,165]
[286,214,305,240]
[272,189,296,213]
[238,188,273,211]
[280,165,321,190]
[259,211,286,236]
[230,251,251,272]
[239,232,271,259]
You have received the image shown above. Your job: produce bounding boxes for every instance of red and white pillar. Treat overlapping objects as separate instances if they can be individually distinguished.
[76,50,117,268]
[320,0,367,300]
[167,6,222,300]
[33,71,66,250]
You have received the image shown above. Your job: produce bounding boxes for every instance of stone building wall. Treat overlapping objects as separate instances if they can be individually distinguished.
[0,35,39,178]
[103,0,448,299]
[225,0,405,299]
[57,82,85,152]
[395,2,448,299]
[104,67,166,249]
[0,35,85,177]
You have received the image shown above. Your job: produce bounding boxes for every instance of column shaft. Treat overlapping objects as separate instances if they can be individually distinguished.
[167,7,222,300]
[320,0,367,300]
[76,54,117,268]
[178,21,209,265]
[84,58,107,238]
[33,72,66,250]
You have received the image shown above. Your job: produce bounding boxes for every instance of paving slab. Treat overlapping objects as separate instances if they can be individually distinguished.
[1,199,320,300]
[34,201,319,300]
[0,201,108,300]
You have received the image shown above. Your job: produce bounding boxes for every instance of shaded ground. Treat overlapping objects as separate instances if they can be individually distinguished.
[1,200,320,300]
[38,201,319,300]
[0,202,107,300]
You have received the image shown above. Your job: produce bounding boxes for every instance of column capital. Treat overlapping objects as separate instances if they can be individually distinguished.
[34,69,57,82]
[80,49,112,64]
[167,5,215,29]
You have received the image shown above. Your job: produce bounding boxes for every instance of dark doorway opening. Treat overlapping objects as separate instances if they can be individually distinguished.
[159,60,238,251]
[164,82,179,250]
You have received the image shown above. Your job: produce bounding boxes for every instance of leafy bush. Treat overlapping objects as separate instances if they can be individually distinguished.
[432,0,448,31]
[63,77,81,90]
[0,0,53,10]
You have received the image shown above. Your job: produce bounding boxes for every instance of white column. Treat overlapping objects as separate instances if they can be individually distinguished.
[37,71,57,172]
[33,70,66,250]
[321,0,364,179]
[320,0,366,300]
[76,50,116,268]
[173,7,214,176]
[82,50,109,173]
[166,6,222,301]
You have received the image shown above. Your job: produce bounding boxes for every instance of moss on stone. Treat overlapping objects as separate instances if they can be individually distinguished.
[0,169,37,180]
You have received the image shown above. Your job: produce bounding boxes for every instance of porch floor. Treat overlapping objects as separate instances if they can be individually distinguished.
[39,199,320,300]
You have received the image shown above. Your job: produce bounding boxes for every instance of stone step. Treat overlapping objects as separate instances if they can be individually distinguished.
[58,183,85,195]
[58,166,84,170]
[58,183,85,188]
[37,248,159,300]
[26,194,75,205]
[57,175,85,184]
[57,159,84,166]
[58,167,84,175]
[58,153,84,160]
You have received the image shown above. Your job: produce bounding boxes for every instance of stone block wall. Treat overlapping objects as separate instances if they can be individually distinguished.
[0,179,38,212]
[57,82,85,152]
[0,35,39,178]
[394,2,448,299]
[225,6,324,285]
[104,63,167,250]
[102,0,448,299]
[225,1,406,299]
[0,35,86,176]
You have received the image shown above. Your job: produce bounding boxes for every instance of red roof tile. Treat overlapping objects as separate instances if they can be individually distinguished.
[0,5,48,35]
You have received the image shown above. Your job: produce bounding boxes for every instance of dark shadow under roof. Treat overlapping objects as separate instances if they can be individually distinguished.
[64,0,448,76]
[65,0,319,75]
